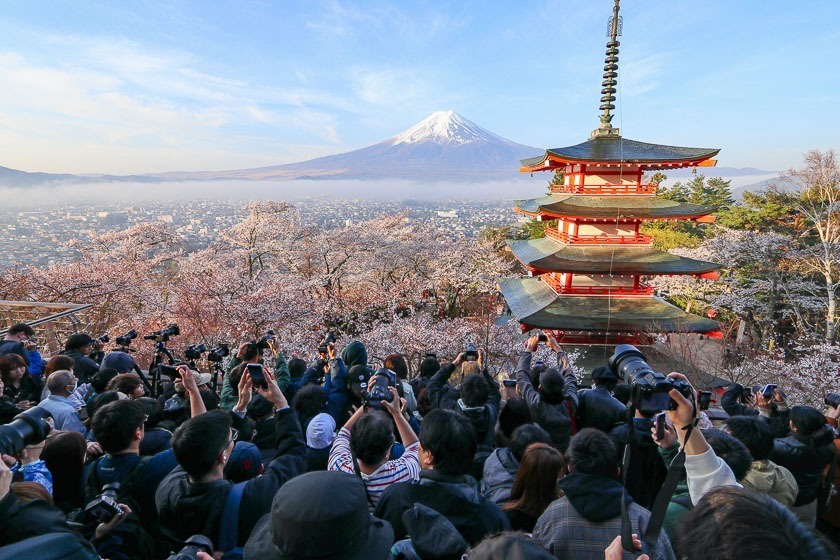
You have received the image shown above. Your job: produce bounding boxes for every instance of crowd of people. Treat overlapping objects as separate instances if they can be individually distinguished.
[1,321,839,559]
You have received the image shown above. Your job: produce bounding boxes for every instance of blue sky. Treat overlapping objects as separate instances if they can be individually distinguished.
[0,0,837,174]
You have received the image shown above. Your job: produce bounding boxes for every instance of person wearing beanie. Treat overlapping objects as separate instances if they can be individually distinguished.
[306,412,336,472]
[244,471,393,560]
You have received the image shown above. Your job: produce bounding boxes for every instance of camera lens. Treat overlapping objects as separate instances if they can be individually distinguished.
[0,407,52,456]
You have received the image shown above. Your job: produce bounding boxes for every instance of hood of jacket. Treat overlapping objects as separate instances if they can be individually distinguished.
[556,472,631,522]
[156,469,230,541]
[418,469,482,505]
[341,341,368,368]
[747,460,789,493]
[481,448,518,498]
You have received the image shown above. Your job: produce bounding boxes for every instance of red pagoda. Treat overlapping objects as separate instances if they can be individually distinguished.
[500,0,722,345]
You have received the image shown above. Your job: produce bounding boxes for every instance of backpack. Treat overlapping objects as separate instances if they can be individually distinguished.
[79,455,158,559]
[0,533,98,560]
[216,481,248,560]
[0,340,26,360]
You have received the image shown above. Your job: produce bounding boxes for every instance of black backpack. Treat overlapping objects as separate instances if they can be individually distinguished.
[0,533,98,560]
[77,456,158,559]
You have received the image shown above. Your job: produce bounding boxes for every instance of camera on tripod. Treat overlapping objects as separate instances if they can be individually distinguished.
[184,344,207,361]
[363,368,396,409]
[96,334,110,344]
[144,324,180,343]
[207,343,230,363]
[115,329,138,347]
[608,344,692,413]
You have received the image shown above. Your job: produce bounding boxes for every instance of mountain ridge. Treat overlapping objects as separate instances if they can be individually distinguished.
[0,111,776,187]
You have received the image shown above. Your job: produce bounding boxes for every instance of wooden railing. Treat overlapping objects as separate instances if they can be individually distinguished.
[546,228,653,245]
[540,275,653,296]
[549,182,657,195]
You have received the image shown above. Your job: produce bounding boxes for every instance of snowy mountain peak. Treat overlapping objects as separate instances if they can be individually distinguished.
[389,110,510,146]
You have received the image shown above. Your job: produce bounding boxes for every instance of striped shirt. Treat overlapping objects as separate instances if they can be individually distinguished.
[328,426,420,510]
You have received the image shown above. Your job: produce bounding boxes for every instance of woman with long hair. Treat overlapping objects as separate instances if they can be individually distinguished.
[503,442,567,531]
[770,405,837,527]
[42,430,88,513]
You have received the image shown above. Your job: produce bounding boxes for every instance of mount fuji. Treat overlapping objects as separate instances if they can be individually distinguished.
[151,110,542,182]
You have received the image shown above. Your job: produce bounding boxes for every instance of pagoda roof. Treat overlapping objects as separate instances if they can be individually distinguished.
[499,277,719,333]
[520,136,720,171]
[515,195,716,220]
[508,238,722,275]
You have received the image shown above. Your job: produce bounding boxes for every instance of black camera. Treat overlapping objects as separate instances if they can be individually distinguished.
[158,364,180,379]
[115,329,138,347]
[167,535,214,560]
[608,344,692,413]
[96,334,110,344]
[144,323,180,343]
[826,393,840,408]
[184,344,207,361]
[207,343,229,363]
[363,368,395,409]
[0,406,52,456]
[255,330,277,351]
[464,342,478,361]
[84,482,122,523]
[318,331,337,355]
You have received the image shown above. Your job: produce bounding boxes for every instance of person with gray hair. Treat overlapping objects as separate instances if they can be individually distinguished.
[38,370,87,435]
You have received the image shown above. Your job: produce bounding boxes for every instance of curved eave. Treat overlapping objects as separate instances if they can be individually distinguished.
[519,137,720,173]
[499,277,719,333]
[514,195,717,220]
[507,239,722,275]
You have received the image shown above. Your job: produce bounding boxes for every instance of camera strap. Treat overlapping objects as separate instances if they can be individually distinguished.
[350,446,375,509]
[619,407,696,554]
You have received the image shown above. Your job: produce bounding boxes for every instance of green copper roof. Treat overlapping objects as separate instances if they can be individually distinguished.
[499,277,719,333]
[507,238,721,275]
[515,194,716,219]
[520,137,720,167]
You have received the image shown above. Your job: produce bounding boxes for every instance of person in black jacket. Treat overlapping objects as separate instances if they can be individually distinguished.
[60,333,102,385]
[515,334,579,452]
[374,409,510,545]
[721,382,791,438]
[155,366,306,552]
[770,405,836,527]
[609,407,668,510]
[425,349,501,479]
[577,366,626,433]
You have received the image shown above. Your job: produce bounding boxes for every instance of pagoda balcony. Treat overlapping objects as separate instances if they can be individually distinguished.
[546,228,653,245]
[541,274,654,296]
[549,182,657,196]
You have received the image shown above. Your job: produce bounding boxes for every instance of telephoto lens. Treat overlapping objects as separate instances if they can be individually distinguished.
[0,407,52,456]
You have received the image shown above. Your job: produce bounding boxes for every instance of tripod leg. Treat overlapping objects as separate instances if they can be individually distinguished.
[133,365,154,395]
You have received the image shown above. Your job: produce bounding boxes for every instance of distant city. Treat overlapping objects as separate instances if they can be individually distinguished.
[0,198,522,268]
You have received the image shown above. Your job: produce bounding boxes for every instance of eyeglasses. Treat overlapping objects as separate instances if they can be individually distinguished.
[220,428,238,456]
